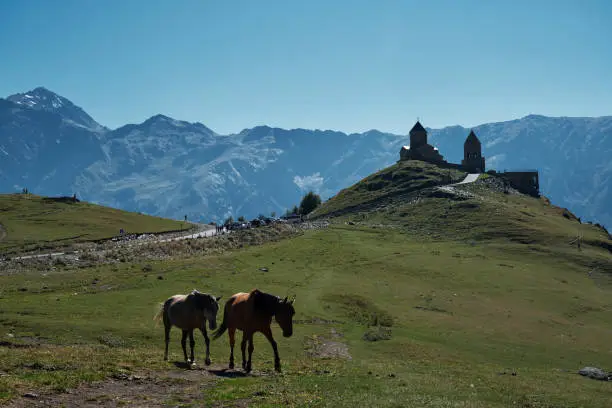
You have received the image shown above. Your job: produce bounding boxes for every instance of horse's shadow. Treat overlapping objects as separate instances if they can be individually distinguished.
[172,361,195,370]
[207,368,249,378]
[171,361,248,378]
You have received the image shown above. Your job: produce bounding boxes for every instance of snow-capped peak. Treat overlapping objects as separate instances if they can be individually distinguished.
[6,87,105,131]
[9,87,65,109]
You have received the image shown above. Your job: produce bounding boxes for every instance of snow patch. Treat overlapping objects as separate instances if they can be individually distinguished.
[331,149,355,167]
[294,172,324,192]
[486,154,507,169]
[51,97,63,108]
[228,161,242,179]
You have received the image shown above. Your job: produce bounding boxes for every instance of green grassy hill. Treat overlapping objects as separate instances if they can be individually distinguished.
[0,193,187,254]
[312,161,611,269]
[1,162,611,407]
[311,160,467,219]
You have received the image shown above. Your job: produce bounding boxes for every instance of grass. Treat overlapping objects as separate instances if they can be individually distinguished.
[316,165,611,274]
[0,193,187,254]
[1,161,610,406]
[311,160,466,219]
[1,225,611,406]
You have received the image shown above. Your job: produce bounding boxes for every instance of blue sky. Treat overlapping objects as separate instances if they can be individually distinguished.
[1,0,610,134]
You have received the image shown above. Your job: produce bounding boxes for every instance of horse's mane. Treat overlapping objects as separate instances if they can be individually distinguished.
[187,289,215,311]
[251,289,280,317]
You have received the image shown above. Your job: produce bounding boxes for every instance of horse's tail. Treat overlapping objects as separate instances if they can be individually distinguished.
[212,300,230,340]
[153,301,166,327]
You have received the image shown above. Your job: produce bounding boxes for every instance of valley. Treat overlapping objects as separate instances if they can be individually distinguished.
[1,163,610,407]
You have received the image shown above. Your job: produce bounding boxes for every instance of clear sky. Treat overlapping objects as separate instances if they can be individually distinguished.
[1,0,611,134]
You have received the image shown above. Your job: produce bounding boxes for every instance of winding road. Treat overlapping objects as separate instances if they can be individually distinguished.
[7,174,482,262]
[157,225,226,243]
[11,223,224,261]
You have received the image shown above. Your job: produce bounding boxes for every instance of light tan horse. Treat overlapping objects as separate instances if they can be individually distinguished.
[154,290,222,365]
[213,289,295,372]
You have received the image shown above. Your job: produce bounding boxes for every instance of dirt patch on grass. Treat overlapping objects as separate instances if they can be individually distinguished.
[4,365,253,408]
[0,223,6,241]
[304,329,352,361]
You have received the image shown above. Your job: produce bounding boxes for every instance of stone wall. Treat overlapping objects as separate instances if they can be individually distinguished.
[498,171,540,197]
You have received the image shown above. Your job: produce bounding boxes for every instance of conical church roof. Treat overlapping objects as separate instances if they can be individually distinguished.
[410,121,426,133]
[464,130,481,145]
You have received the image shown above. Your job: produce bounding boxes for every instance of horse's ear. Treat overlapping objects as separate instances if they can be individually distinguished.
[282,296,288,303]
[216,295,222,302]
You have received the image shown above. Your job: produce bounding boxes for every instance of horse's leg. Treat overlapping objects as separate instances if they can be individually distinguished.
[240,332,248,370]
[245,332,254,373]
[163,321,171,361]
[261,327,281,372]
[228,327,236,369]
[181,330,189,362]
[200,327,211,366]
[188,330,195,364]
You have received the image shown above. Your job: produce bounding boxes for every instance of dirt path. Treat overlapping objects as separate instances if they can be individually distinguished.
[455,173,480,185]
[11,223,224,261]
[435,173,481,199]
[6,364,254,408]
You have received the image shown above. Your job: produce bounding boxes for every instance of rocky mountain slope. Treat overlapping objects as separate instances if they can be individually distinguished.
[0,88,610,227]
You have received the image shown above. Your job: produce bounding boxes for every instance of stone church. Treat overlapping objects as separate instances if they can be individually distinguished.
[399,121,485,172]
[461,130,485,173]
[399,121,540,196]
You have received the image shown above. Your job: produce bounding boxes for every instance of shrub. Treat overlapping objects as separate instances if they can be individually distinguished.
[363,326,392,342]
[299,191,322,215]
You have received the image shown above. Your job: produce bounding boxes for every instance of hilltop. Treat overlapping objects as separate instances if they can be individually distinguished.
[0,193,187,255]
[311,160,467,219]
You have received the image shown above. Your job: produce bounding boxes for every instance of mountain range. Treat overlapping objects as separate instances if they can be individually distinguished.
[1,87,610,228]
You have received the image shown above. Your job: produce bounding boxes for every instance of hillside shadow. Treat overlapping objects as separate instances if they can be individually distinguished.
[42,196,80,204]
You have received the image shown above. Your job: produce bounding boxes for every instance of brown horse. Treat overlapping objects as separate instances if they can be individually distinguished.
[154,290,222,365]
[212,289,295,372]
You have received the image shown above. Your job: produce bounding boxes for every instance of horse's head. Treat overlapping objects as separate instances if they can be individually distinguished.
[192,290,222,330]
[275,296,296,338]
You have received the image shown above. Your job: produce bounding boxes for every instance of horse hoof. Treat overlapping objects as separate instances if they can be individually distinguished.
[275,366,282,373]
[229,363,235,370]
[205,359,211,366]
